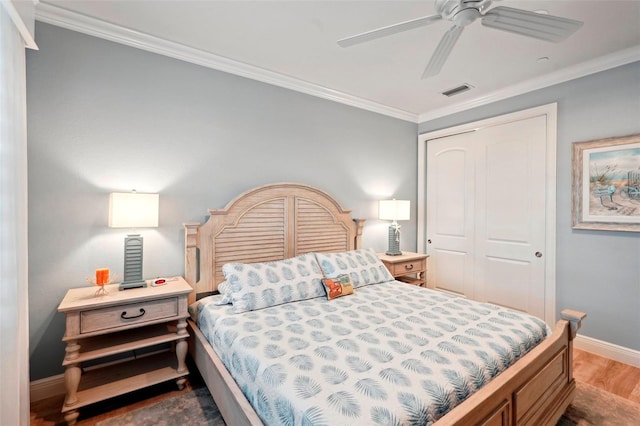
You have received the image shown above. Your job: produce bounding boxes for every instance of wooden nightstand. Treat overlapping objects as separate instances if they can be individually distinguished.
[378,252,429,287]
[57,277,193,426]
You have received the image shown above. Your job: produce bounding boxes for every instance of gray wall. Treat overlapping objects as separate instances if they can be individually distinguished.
[26,22,640,382]
[419,61,640,352]
[26,23,418,380]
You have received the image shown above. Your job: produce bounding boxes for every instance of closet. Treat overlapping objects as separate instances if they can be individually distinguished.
[418,105,557,323]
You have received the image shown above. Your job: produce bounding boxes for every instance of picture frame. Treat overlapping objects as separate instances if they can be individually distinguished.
[572,133,640,232]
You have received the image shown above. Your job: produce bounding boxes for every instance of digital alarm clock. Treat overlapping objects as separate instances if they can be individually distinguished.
[150,277,179,287]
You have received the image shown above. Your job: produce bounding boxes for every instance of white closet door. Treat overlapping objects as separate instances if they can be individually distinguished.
[426,131,476,298]
[474,116,547,318]
[426,115,548,319]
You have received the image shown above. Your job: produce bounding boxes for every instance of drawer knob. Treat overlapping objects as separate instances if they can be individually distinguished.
[121,308,146,320]
[404,264,414,271]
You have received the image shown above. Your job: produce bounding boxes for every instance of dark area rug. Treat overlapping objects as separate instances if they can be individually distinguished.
[557,381,640,426]
[96,381,639,425]
[95,387,225,426]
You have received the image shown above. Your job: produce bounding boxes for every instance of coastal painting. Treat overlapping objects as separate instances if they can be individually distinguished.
[572,134,640,232]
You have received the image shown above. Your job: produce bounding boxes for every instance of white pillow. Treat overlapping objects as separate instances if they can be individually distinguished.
[314,248,394,288]
[222,253,325,313]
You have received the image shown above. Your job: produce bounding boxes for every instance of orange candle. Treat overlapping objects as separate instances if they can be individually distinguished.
[96,268,109,286]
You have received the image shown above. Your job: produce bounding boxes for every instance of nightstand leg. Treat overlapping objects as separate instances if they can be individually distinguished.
[175,318,188,389]
[63,340,81,406]
[64,362,82,426]
[63,363,81,405]
[176,376,187,390]
[63,409,79,426]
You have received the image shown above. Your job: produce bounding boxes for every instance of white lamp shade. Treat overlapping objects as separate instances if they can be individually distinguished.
[378,199,410,221]
[109,192,159,228]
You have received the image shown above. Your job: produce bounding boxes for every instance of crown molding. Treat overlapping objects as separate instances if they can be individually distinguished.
[34,2,419,123]
[2,0,39,49]
[418,46,640,123]
[35,2,639,126]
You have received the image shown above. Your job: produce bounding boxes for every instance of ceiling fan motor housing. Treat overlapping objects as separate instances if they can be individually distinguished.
[437,0,492,25]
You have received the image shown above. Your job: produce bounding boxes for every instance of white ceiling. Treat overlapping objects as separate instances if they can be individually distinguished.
[36,1,640,122]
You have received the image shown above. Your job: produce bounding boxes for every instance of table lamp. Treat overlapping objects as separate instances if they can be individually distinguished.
[378,199,410,256]
[109,192,159,290]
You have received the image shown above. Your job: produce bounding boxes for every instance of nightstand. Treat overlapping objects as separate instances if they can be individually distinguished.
[378,252,429,287]
[57,277,193,426]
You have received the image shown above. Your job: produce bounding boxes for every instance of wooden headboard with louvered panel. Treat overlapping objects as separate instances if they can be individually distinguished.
[183,183,364,304]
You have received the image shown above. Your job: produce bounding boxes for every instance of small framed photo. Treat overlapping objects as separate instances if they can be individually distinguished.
[572,133,640,232]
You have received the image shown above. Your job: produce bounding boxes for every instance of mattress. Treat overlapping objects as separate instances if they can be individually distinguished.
[193,281,549,425]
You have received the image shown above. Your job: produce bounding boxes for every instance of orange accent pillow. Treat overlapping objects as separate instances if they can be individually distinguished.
[321,274,354,300]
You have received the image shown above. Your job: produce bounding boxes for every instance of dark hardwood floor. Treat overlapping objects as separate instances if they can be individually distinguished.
[31,349,640,425]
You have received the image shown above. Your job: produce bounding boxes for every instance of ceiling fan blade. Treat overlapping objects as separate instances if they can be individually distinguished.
[422,25,464,79]
[338,14,442,47]
[482,6,583,43]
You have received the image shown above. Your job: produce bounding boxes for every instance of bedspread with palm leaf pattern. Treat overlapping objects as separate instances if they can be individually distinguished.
[194,281,549,425]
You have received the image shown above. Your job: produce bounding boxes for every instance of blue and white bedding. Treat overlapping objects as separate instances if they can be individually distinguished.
[193,281,549,426]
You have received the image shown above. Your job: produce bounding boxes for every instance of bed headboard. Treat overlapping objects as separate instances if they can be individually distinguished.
[183,183,365,304]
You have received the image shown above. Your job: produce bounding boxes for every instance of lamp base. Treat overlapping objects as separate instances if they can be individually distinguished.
[119,234,146,291]
[385,225,402,256]
[119,280,147,291]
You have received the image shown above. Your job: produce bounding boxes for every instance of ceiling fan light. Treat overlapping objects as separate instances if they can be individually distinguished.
[452,8,481,27]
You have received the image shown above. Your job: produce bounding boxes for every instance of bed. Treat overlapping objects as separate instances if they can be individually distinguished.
[183,182,585,426]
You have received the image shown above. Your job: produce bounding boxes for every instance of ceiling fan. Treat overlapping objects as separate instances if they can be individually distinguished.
[337,0,583,79]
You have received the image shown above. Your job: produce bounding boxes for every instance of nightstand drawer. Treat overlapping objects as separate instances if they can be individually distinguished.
[387,258,425,276]
[80,297,178,334]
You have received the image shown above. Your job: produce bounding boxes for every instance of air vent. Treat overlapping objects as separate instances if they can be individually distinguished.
[442,83,473,97]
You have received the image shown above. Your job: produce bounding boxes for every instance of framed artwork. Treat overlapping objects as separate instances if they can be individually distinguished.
[572,133,640,232]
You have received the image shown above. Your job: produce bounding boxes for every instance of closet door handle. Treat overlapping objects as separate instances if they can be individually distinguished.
[121,308,145,320]
[535,251,543,258]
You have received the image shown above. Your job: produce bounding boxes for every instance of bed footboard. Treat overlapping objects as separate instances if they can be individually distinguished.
[188,310,585,426]
[438,309,586,426]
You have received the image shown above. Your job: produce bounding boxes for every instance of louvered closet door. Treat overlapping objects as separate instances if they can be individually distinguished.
[426,115,548,319]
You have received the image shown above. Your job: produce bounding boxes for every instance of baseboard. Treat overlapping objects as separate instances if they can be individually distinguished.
[30,374,65,402]
[575,334,640,368]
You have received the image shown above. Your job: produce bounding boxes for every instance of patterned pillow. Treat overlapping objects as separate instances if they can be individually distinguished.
[321,274,354,300]
[314,248,394,288]
[215,281,232,305]
[222,254,325,313]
